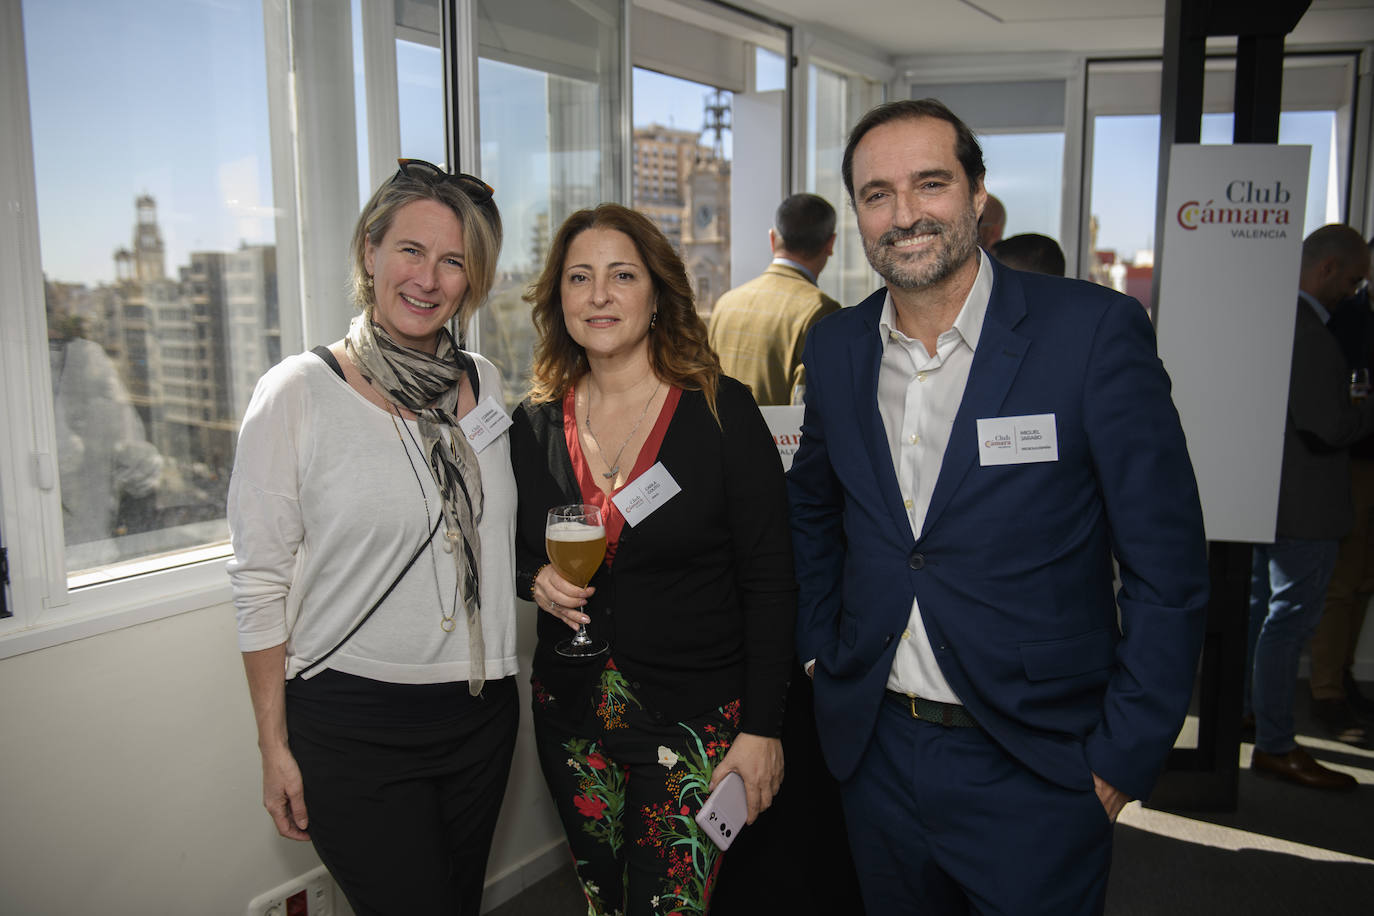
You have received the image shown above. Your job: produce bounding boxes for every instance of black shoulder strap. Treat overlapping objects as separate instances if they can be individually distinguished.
[456,349,481,401]
[311,345,346,381]
[297,513,443,678]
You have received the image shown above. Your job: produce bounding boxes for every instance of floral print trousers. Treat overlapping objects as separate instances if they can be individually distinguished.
[532,662,742,916]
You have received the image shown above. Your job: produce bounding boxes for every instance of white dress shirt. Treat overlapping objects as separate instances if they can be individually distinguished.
[879,250,995,703]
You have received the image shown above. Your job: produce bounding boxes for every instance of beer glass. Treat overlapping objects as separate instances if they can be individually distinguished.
[545,504,608,658]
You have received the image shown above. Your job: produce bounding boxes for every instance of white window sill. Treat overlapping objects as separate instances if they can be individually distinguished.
[0,555,233,660]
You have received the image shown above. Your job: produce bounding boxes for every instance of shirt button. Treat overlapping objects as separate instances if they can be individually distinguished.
[909,552,925,570]
[903,498,913,509]
[917,372,927,382]
[902,629,911,640]
[908,434,919,445]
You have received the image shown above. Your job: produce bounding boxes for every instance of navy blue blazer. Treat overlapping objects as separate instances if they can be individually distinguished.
[787,259,1208,799]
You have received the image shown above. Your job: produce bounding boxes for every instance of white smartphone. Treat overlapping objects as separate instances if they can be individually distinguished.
[694,771,747,851]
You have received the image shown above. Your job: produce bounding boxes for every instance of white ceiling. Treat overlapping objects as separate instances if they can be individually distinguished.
[761,0,1374,59]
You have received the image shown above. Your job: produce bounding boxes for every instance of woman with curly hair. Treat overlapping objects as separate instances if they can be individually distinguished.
[510,203,796,915]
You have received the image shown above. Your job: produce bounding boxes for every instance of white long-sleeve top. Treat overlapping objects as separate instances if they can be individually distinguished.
[227,350,518,683]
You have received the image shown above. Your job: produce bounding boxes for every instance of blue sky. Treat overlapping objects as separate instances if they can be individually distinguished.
[25,0,276,286]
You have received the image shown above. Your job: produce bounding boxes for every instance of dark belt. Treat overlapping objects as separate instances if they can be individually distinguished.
[885,689,979,728]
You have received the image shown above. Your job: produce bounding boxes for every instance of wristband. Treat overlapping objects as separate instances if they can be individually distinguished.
[531,563,550,600]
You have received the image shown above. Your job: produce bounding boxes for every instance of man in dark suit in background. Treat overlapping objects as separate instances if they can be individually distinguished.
[788,98,1209,914]
[1247,225,1373,789]
[1309,237,1374,746]
[991,232,1067,277]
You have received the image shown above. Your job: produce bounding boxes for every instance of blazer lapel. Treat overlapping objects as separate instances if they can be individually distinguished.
[921,265,1029,539]
[848,289,917,543]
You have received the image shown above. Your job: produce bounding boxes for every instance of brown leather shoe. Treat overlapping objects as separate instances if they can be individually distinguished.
[1251,746,1358,791]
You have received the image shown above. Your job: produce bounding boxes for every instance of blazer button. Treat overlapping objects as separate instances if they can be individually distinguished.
[632,681,641,690]
[909,552,925,570]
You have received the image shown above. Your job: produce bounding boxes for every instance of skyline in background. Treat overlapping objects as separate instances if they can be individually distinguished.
[22,0,1344,289]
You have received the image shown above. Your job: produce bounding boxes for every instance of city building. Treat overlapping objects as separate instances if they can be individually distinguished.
[631,123,731,312]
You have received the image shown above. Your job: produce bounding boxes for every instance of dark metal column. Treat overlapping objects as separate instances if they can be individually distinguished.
[1146,0,1310,813]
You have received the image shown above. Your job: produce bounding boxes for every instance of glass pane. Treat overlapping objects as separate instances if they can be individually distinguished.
[397,39,445,166]
[807,63,883,307]
[633,67,733,313]
[1088,110,1339,311]
[24,0,280,577]
[979,131,1066,244]
[755,47,787,93]
[475,0,625,410]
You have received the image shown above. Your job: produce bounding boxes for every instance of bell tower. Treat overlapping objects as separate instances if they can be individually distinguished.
[133,194,165,283]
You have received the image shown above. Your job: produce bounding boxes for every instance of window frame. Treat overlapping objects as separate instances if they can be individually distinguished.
[0,0,358,658]
[801,54,886,306]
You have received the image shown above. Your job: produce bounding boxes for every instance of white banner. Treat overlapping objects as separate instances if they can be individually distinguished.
[1155,144,1310,543]
[760,405,804,471]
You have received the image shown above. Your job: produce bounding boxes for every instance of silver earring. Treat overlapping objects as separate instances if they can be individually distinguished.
[650,311,658,331]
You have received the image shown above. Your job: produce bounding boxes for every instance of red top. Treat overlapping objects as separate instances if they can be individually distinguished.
[563,383,682,566]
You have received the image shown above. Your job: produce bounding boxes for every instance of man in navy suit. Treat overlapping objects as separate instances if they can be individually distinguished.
[787,99,1209,914]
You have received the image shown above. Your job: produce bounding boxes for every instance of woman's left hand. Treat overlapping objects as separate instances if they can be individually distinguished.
[709,732,783,825]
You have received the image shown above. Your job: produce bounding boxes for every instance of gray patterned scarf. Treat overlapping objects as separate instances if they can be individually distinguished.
[345,314,486,695]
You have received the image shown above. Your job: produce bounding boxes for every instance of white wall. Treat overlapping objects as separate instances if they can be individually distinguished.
[0,595,565,915]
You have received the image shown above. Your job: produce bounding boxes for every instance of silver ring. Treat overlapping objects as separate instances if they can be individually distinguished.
[551,602,561,612]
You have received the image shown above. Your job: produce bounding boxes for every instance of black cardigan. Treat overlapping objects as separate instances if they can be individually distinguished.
[511,377,796,736]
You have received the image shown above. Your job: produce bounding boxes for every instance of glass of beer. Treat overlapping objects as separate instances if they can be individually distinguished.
[545,504,608,658]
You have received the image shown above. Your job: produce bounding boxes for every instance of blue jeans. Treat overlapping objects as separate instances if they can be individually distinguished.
[1246,538,1340,754]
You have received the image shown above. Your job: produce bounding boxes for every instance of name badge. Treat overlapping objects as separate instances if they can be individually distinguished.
[612,461,681,527]
[976,413,1059,466]
[458,396,513,453]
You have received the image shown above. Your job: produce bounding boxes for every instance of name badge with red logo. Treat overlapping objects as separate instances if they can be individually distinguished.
[977,414,1058,466]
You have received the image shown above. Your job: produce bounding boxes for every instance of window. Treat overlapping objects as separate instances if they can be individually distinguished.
[1082,54,1358,311]
[15,0,280,585]
[806,61,884,307]
[474,0,626,410]
[979,132,1066,243]
[0,0,393,647]
[633,67,733,312]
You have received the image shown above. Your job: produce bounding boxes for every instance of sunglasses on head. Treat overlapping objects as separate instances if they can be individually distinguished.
[393,158,495,205]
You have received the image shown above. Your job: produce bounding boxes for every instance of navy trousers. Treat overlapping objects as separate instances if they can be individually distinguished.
[841,694,1113,916]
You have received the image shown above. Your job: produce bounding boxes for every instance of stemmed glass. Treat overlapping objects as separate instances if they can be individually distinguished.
[545,504,608,658]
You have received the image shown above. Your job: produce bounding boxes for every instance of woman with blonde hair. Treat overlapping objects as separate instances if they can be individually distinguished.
[229,160,518,915]
[510,203,796,915]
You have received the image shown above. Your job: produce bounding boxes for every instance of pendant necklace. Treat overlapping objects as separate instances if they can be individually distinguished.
[584,377,662,481]
[390,404,460,633]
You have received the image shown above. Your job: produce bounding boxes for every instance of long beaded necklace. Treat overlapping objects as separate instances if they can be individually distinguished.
[584,377,662,481]
[389,404,460,633]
